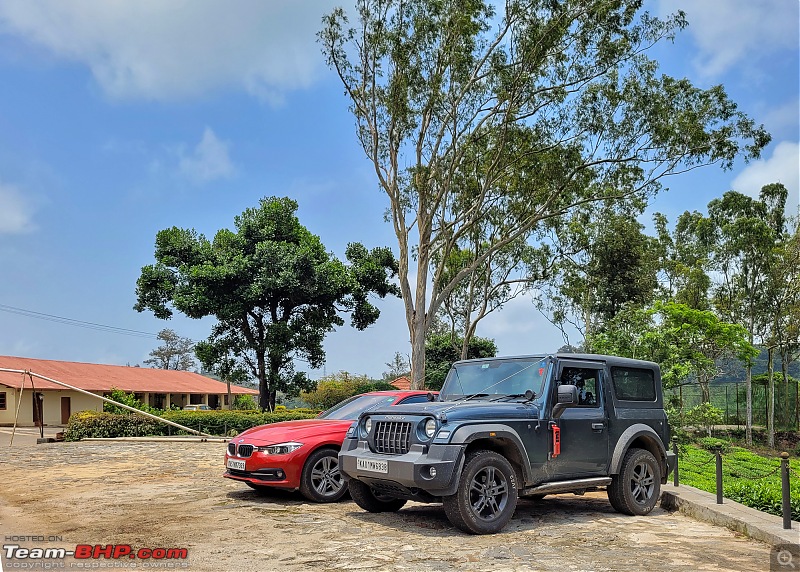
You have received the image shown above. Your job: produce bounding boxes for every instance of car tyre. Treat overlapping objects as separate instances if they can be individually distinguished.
[442,449,518,534]
[299,448,348,503]
[608,448,661,516]
[348,479,407,512]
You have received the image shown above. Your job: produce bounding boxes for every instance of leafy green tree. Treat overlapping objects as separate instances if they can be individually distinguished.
[424,333,497,391]
[321,0,768,388]
[709,184,789,445]
[653,210,715,309]
[104,388,159,415]
[231,394,258,411]
[538,205,660,345]
[382,351,411,381]
[134,197,399,411]
[301,371,396,410]
[590,301,758,399]
[144,329,197,371]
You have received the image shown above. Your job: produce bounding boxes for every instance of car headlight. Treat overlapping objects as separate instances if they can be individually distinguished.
[256,442,303,455]
[424,418,437,439]
[364,416,373,435]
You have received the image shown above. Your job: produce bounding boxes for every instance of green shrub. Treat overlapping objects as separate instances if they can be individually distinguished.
[678,443,800,520]
[684,402,723,437]
[231,394,258,410]
[103,388,162,415]
[301,372,398,410]
[697,437,730,454]
[64,411,167,441]
[64,408,321,441]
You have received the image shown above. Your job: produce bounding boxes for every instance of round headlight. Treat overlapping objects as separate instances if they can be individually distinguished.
[364,416,373,435]
[424,418,437,439]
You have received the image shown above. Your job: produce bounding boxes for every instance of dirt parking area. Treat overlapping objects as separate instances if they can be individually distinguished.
[0,440,772,571]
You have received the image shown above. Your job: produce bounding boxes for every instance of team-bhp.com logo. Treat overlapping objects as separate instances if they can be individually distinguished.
[3,544,188,568]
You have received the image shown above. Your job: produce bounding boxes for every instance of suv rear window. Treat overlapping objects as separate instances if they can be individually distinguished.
[611,367,656,401]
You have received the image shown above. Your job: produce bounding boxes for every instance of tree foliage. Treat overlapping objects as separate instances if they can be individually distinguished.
[321,0,767,387]
[424,333,497,390]
[135,197,399,411]
[144,328,197,371]
[301,371,397,410]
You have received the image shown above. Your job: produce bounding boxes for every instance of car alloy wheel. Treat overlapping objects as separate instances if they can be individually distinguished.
[310,454,344,498]
[468,465,510,522]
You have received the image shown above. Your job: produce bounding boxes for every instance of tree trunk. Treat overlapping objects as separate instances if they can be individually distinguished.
[410,311,428,390]
[782,347,789,428]
[745,362,753,446]
[226,378,232,410]
[699,380,711,404]
[767,347,775,448]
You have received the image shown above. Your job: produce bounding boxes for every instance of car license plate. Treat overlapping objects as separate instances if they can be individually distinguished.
[227,459,246,471]
[357,458,388,474]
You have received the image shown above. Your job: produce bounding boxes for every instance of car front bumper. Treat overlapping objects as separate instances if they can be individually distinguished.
[339,438,465,497]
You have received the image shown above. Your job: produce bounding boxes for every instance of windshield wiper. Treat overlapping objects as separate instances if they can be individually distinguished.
[489,392,536,403]
[452,393,489,402]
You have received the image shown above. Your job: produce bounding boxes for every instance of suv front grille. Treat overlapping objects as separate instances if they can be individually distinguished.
[374,421,412,454]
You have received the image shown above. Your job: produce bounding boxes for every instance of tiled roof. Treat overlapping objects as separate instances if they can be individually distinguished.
[0,355,258,395]
[390,376,411,390]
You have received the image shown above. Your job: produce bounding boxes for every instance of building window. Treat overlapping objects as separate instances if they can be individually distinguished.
[0,391,6,410]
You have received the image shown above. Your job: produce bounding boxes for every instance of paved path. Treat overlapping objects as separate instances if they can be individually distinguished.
[0,441,775,571]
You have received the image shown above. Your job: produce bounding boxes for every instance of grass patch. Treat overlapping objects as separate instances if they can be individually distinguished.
[678,443,800,520]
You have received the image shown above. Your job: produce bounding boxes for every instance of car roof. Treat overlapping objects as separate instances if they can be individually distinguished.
[362,390,437,397]
[452,353,658,368]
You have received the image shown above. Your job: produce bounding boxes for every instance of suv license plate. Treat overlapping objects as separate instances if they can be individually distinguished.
[357,458,388,474]
[227,459,246,471]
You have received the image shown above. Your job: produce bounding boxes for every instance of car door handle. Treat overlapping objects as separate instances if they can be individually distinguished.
[591,423,605,432]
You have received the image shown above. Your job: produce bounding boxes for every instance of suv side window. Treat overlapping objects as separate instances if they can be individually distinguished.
[611,367,656,401]
[561,367,601,407]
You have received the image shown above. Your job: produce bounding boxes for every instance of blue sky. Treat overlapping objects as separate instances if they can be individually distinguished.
[0,0,797,380]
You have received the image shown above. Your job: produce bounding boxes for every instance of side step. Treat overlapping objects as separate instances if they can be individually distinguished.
[522,477,612,496]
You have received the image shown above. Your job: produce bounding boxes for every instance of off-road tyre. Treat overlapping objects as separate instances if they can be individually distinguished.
[442,449,518,534]
[348,479,407,512]
[299,448,348,503]
[608,448,661,516]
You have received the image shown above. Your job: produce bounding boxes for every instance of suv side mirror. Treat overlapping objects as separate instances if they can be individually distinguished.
[552,384,578,419]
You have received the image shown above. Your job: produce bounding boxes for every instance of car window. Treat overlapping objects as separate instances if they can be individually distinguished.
[560,367,602,407]
[397,394,429,405]
[611,367,656,401]
[318,394,398,420]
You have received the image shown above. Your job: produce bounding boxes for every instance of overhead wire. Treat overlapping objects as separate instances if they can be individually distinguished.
[0,303,159,339]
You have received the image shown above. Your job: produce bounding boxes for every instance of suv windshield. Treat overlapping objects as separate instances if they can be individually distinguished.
[440,357,550,402]
[319,394,399,420]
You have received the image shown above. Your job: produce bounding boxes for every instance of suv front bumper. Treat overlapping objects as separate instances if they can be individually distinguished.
[339,438,465,497]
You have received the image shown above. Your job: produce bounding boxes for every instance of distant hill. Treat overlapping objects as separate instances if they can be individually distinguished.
[714,349,799,384]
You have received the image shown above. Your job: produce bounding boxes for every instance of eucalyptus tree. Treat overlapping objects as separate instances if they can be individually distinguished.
[653,210,715,309]
[321,0,768,387]
[134,197,399,411]
[536,203,660,346]
[144,328,197,371]
[709,184,788,444]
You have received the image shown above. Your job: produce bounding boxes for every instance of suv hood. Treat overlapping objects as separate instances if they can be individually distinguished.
[236,418,352,445]
[363,400,540,422]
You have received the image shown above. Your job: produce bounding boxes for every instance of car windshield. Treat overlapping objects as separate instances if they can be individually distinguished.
[318,394,399,420]
[440,357,550,402]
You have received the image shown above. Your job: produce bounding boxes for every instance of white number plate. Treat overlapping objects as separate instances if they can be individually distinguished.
[357,458,388,474]
[227,459,246,471]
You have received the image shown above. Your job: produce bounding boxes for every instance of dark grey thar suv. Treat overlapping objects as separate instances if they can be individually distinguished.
[339,353,676,534]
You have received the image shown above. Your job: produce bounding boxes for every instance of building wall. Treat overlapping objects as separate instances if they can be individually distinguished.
[0,388,102,426]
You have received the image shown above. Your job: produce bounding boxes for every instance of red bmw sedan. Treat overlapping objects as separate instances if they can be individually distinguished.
[224,390,433,502]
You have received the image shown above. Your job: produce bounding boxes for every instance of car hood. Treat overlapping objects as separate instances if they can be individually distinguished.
[234,418,352,445]
[364,400,540,422]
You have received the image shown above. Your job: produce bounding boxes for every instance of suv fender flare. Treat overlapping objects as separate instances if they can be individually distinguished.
[609,424,668,476]
[450,424,533,484]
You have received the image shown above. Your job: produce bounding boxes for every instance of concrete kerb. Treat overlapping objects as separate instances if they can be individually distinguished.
[660,483,800,546]
[81,436,230,443]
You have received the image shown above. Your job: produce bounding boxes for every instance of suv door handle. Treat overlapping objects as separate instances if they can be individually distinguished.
[591,423,605,432]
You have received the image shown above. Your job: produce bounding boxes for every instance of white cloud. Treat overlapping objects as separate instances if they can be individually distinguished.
[0,1,338,102]
[0,183,35,234]
[660,0,798,79]
[177,128,234,184]
[731,141,800,215]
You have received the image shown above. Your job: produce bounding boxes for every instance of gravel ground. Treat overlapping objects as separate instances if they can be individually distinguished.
[0,440,772,571]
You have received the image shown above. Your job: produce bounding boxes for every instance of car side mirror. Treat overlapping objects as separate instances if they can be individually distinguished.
[552,384,578,419]
[426,392,436,402]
